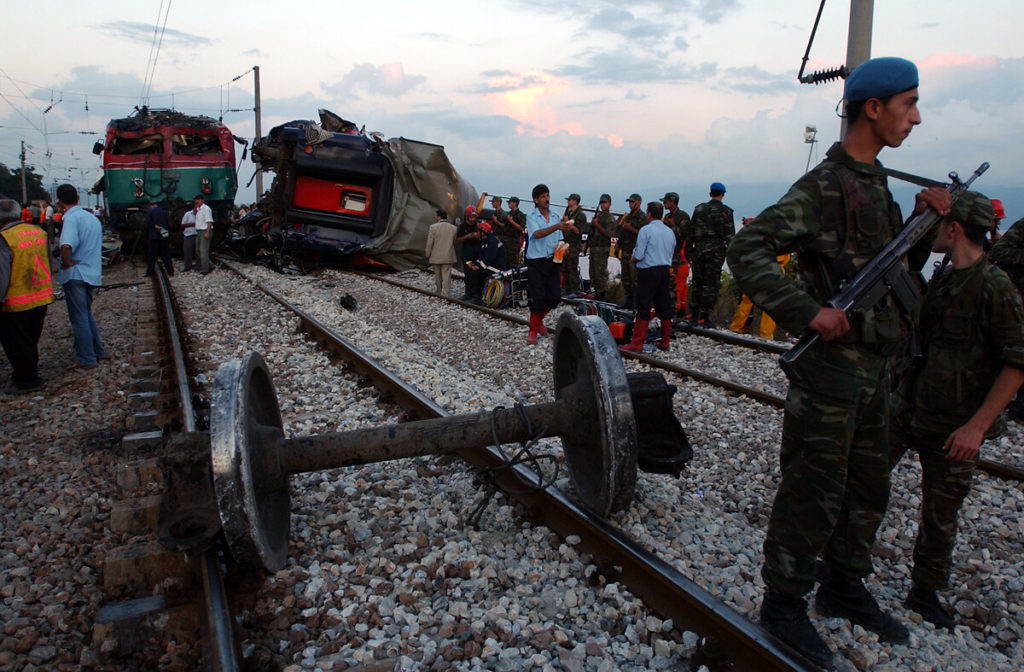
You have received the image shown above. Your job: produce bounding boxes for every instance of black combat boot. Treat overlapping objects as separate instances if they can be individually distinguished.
[815,572,909,643]
[905,586,955,631]
[760,591,834,669]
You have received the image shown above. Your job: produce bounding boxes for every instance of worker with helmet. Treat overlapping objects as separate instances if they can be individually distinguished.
[455,206,485,299]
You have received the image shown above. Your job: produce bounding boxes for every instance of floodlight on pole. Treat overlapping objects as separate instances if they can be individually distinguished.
[804,125,818,172]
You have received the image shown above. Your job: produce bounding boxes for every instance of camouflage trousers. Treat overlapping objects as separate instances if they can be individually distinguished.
[619,242,637,300]
[890,422,977,591]
[588,246,610,293]
[688,240,726,317]
[762,343,892,598]
[502,237,521,269]
[561,246,582,292]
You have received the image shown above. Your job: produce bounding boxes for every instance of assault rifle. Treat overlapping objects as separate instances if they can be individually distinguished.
[779,162,989,376]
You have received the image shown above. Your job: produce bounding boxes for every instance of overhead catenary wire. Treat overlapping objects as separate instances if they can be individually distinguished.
[140,0,174,106]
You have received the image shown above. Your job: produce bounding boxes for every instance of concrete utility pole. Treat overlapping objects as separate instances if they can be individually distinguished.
[20,141,28,203]
[840,0,874,139]
[253,65,263,201]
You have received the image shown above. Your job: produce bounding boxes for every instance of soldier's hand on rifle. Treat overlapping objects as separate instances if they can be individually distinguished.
[808,306,850,341]
[913,187,952,217]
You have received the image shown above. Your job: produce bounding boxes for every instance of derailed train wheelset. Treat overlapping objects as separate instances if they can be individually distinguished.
[161,313,692,574]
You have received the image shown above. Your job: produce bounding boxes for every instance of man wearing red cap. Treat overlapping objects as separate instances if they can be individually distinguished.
[456,206,485,300]
[464,221,507,305]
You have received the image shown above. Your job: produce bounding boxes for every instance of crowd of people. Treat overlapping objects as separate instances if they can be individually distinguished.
[4,54,1024,672]
[428,185,738,343]
[1,184,108,394]
[420,55,1024,668]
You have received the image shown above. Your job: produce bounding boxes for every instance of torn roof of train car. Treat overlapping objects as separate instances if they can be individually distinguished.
[108,106,227,131]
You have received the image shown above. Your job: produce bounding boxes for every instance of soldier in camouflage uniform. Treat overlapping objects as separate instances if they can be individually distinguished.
[616,194,646,309]
[561,194,586,295]
[686,183,734,326]
[660,192,691,317]
[890,192,1024,631]
[501,196,527,267]
[726,57,951,668]
[588,194,614,301]
[989,212,1024,419]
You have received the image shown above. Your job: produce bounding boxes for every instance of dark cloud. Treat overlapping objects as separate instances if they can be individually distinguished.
[94,21,212,47]
[321,62,426,100]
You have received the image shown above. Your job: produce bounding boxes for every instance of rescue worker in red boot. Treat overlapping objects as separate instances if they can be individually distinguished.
[525,184,571,344]
[622,201,676,352]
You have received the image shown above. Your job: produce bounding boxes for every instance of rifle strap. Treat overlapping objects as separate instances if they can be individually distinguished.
[879,167,947,189]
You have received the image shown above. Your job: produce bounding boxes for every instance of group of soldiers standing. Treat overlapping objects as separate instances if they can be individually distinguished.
[482,185,735,325]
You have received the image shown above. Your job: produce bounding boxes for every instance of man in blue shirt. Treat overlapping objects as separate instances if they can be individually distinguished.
[525,184,571,344]
[57,184,108,368]
[622,201,676,352]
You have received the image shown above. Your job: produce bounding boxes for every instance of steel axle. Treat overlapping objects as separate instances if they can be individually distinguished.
[206,313,690,573]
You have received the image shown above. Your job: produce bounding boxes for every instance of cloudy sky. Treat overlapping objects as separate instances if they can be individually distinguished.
[2,0,1022,221]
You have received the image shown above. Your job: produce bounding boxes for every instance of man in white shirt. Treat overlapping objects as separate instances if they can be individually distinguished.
[194,194,214,274]
[181,205,198,272]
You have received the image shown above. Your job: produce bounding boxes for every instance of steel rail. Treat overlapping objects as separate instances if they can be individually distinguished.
[153,267,241,672]
[360,269,791,356]
[222,261,817,671]
[352,269,1024,483]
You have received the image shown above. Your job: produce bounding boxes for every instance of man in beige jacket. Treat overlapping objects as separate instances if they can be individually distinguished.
[425,208,458,296]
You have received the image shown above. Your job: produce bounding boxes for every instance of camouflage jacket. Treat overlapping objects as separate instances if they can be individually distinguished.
[989,217,1024,292]
[563,207,586,248]
[688,200,734,245]
[502,209,526,243]
[617,209,646,247]
[589,210,614,248]
[903,255,1024,437]
[727,142,932,341]
[665,207,691,264]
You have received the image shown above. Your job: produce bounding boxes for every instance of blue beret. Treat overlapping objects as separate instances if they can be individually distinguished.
[710,182,726,194]
[844,57,919,103]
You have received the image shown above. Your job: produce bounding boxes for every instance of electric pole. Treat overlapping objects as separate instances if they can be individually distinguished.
[20,141,28,203]
[253,65,263,201]
[840,0,874,139]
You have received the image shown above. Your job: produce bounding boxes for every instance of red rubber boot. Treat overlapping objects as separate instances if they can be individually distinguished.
[527,313,540,345]
[621,319,649,351]
[538,307,551,336]
[657,319,672,351]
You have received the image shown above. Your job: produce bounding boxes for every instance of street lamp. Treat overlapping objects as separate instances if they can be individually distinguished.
[804,125,818,172]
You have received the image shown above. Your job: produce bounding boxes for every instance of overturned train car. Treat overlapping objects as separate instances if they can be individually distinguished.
[249,110,478,270]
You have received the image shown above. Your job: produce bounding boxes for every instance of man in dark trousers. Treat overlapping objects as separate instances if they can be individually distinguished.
[0,196,55,393]
[686,183,734,326]
[727,57,951,667]
[525,184,571,344]
[145,202,174,277]
[891,192,1024,630]
[621,201,676,352]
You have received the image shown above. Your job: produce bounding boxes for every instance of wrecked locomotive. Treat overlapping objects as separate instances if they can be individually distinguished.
[91,107,244,251]
[245,110,478,270]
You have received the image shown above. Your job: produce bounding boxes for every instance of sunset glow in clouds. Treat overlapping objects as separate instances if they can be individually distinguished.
[484,70,584,138]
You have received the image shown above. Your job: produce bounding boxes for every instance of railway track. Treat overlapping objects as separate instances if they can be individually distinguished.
[214,260,815,670]
[352,269,1024,483]
[87,259,1020,670]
